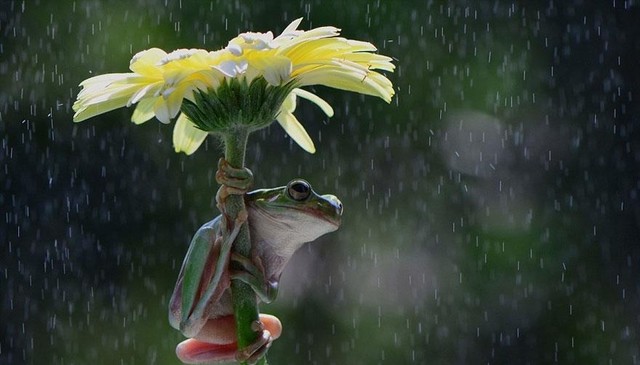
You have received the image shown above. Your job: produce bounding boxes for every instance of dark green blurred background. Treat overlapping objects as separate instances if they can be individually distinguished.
[2,1,640,364]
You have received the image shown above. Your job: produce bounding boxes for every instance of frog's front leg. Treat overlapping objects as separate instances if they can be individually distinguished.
[230,253,279,304]
[215,157,253,245]
[175,314,282,364]
[215,157,254,215]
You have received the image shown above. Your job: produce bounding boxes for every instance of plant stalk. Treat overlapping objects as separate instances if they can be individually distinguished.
[222,127,267,365]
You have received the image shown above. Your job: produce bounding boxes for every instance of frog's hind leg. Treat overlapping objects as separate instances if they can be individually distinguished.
[176,314,282,364]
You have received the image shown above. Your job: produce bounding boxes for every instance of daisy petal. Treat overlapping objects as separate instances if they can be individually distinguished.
[153,97,172,124]
[276,111,316,153]
[292,88,334,117]
[131,98,157,124]
[173,113,208,155]
[251,56,292,86]
[73,96,130,122]
[281,18,303,36]
[130,48,167,75]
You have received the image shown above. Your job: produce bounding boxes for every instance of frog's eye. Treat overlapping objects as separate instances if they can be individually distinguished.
[287,179,311,201]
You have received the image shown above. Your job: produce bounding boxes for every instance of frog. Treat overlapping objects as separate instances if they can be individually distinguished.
[169,159,343,364]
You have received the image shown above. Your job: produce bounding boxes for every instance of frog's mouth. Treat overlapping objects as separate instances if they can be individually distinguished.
[249,200,342,230]
[275,204,341,226]
[287,195,342,227]
[309,206,342,227]
[297,193,342,226]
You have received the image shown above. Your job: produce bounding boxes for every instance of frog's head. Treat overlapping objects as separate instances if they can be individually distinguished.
[246,179,342,256]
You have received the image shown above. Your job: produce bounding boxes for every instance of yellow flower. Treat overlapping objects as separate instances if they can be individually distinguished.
[72,18,394,155]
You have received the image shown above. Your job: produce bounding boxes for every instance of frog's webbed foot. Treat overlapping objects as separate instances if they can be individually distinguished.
[215,157,254,214]
[175,314,282,364]
[230,253,279,304]
[235,320,274,364]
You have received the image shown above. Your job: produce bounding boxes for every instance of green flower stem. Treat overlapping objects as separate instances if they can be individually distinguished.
[222,127,267,365]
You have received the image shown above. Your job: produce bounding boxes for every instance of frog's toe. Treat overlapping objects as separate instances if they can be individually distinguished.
[235,315,282,364]
[235,329,271,364]
[216,158,254,190]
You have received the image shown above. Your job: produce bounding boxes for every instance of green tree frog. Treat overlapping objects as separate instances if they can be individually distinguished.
[168,160,343,364]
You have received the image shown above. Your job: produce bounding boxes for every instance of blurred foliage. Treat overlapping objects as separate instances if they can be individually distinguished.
[2,0,640,364]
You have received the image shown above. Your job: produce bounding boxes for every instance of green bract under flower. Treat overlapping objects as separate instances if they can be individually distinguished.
[72,18,395,154]
[182,78,296,133]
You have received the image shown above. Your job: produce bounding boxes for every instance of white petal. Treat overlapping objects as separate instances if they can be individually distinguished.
[276,111,316,153]
[280,18,303,36]
[296,65,394,103]
[280,92,297,113]
[129,48,167,73]
[151,89,185,124]
[227,43,243,56]
[153,98,172,124]
[72,96,129,122]
[292,88,334,117]
[256,56,292,85]
[214,60,248,77]
[131,98,156,124]
[173,113,208,155]
[128,82,161,106]
[240,31,274,49]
